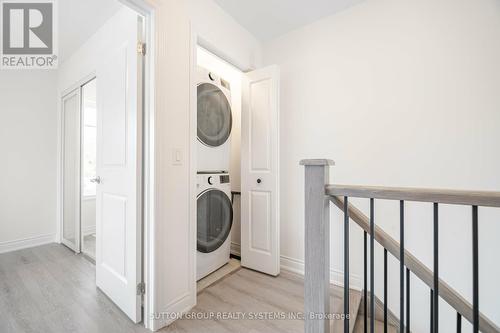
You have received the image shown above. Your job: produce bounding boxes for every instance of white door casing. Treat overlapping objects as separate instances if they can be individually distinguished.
[61,89,82,253]
[95,11,143,323]
[241,65,280,276]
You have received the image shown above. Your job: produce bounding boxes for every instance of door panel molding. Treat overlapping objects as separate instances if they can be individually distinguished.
[241,65,280,277]
[95,10,142,323]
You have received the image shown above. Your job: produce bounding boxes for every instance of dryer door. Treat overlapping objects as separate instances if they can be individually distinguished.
[197,189,233,253]
[197,83,232,147]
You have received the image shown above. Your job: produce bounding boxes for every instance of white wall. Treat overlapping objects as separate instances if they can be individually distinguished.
[0,3,124,253]
[149,1,194,329]
[57,6,131,93]
[264,0,500,331]
[0,71,58,252]
[187,0,263,71]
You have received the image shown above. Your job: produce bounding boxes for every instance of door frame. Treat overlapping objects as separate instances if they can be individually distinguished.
[60,75,97,254]
[189,28,281,302]
[78,77,97,257]
[60,87,83,253]
[56,0,157,329]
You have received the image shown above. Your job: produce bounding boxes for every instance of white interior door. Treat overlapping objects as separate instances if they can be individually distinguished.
[95,11,143,323]
[241,65,280,276]
[61,89,82,253]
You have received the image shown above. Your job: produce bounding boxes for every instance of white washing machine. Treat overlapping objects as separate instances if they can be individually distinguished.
[197,66,232,172]
[197,172,233,280]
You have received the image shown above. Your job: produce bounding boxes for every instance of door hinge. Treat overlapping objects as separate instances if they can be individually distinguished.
[137,282,146,295]
[137,42,146,56]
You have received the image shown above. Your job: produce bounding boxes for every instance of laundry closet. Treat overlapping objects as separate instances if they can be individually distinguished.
[194,45,280,285]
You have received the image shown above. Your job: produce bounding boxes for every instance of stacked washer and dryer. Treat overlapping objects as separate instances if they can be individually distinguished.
[196,67,234,280]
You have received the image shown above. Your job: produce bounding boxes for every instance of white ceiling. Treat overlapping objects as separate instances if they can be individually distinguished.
[59,0,123,63]
[214,0,362,42]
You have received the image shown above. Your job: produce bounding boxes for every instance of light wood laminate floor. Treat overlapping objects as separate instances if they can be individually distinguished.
[0,244,361,333]
[166,268,361,333]
[0,244,148,333]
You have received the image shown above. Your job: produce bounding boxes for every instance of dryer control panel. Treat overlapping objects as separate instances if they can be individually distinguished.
[197,172,230,189]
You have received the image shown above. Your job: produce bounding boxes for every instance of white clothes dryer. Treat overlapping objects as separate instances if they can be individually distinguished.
[197,67,232,172]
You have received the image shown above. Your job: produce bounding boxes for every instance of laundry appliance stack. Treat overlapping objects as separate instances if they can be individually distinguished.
[196,67,233,280]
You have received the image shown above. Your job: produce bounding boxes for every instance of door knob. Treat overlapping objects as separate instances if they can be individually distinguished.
[90,176,101,184]
[257,178,262,184]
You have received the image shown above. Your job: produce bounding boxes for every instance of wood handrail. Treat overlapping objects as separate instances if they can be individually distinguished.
[330,195,500,333]
[327,184,500,208]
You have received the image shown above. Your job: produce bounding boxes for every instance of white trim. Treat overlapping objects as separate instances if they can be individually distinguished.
[61,73,96,98]
[230,241,241,257]
[82,225,96,236]
[118,0,157,330]
[60,88,82,254]
[187,20,198,328]
[57,76,96,247]
[82,195,96,201]
[280,255,362,291]
[151,292,194,330]
[0,234,56,254]
[197,36,254,72]
[212,244,363,294]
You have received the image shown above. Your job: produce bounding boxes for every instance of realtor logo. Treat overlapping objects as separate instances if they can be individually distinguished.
[1,0,57,69]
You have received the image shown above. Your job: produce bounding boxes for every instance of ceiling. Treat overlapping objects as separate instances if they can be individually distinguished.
[213,0,362,42]
[59,0,123,63]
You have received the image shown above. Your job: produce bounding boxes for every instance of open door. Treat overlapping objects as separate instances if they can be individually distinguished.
[95,10,143,323]
[241,65,280,276]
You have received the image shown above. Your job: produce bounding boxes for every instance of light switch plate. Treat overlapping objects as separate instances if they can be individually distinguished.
[172,149,183,166]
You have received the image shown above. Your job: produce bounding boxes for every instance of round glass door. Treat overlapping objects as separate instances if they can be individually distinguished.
[197,83,232,147]
[197,189,233,253]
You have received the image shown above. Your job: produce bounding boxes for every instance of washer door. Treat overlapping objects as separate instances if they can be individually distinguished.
[197,189,233,253]
[197,83,232,147]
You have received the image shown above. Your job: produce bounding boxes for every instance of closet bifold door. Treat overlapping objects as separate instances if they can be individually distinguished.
[241,65,281,276]
[61,88,82,253]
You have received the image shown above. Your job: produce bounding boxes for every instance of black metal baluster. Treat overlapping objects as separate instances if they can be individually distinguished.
[400,200,405,332]
[344,197,350,333]
[430,290,434,333]
[364,231,367,333]
[370,198,375,333]
[433,203,439,333]
[406,268,410,333]
[456,313,462,333]
[384,248,388,333]
[472,205,479,333]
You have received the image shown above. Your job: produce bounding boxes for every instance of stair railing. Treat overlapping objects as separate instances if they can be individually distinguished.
[301,159,500,333]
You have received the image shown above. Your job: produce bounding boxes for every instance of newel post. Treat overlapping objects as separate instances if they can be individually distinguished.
[300,159,335,333]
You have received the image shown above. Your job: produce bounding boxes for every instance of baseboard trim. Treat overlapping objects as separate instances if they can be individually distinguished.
[82,225,96,236]
[230,241,241,257]
[0,233,56,254]
[359,293,400,328]
[280,255,362,291]
[230,244,362,291]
